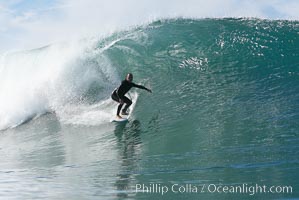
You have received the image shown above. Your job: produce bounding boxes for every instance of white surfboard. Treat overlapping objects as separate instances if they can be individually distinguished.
[111,116,129,123]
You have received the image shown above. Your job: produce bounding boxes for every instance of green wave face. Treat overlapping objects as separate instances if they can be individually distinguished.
[105,18,299,140]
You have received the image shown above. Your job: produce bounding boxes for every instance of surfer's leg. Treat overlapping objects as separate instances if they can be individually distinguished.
[117,103,123,116]
[111,91,123,117]
[111,91,119,102]
[122,96,132,114]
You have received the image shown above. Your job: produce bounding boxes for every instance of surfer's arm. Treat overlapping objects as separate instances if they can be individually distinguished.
[132,83,152,93]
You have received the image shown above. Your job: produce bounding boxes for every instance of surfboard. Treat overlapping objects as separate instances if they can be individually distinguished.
[111,116,129,123]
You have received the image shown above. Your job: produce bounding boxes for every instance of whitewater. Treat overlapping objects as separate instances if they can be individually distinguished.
[0,18,298,199]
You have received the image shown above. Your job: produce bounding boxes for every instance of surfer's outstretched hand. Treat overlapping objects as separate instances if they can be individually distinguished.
[147,88,152,93]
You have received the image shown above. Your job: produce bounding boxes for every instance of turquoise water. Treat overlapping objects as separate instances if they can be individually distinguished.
[0,18,299,199]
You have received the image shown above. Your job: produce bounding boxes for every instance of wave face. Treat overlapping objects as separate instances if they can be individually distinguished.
[0,18,299,132]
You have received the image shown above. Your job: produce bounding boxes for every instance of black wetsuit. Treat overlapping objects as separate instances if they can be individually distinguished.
[111,80,148,116]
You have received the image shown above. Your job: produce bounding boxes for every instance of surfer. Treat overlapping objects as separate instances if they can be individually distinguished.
[111,73,152,119]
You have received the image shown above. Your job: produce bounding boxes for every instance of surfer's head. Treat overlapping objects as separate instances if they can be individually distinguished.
[126,73,133,82]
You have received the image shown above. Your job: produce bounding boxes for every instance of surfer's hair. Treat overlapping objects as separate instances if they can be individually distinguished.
[127,73,133,78]
[126,73,133,80]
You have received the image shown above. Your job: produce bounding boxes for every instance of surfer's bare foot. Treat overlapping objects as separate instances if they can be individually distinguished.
[116,115,122,119]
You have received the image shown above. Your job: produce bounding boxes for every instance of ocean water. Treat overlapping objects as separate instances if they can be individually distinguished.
[0,18,299,199]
